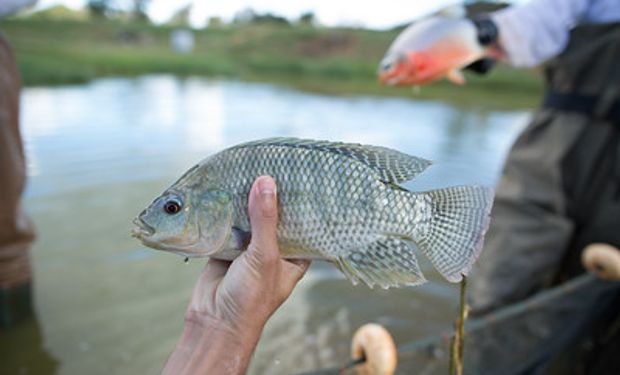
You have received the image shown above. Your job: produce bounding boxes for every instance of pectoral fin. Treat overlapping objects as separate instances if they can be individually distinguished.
[212,227,250,261]
[337,236,426,289]
[447,69,466,85]
[231,227,251,250]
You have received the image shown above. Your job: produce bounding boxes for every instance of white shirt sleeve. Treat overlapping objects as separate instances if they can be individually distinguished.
[490,0,620,67]
[0,0,38,19]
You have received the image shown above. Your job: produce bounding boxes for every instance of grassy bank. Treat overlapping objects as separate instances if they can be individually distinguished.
[2,18,543,108]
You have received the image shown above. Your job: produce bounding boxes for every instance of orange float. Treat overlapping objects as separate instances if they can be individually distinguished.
[351,323,397,375]
[581,243,620,281]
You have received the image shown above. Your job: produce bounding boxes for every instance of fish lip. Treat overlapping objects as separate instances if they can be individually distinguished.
[378,72,406,86]
[138,235,210,258]
[385,75,400,86]
[378,65,410,86]
[131,217,155,238]
[130,218,211,257]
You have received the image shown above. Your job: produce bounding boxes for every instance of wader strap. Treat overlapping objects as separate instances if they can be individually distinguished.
[543,90,620,124]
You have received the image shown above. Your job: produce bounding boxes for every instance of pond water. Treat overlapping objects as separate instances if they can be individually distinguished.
[5,75,530,374]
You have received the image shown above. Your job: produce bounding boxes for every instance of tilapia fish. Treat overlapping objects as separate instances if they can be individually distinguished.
[132,138,493,288]
[377,8,487,86]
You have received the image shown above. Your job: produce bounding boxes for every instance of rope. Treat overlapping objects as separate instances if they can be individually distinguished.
[291,273,599,375]
[399,273,597,360]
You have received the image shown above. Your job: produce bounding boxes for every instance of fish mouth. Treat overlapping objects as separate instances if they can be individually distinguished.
[130,218,208,257]
[131,217,155,239]
[378,71,409,86]
[378,54,411,86]
[378,71,394,85]
[378,62,413,86]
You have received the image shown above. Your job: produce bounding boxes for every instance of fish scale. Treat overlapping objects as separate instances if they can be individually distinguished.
[209,142,389,253]
[133,138,494,288]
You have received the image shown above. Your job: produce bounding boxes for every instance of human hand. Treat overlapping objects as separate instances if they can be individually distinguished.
[188,175,310,332]
[162,176,310,375]
[378,15,499,86]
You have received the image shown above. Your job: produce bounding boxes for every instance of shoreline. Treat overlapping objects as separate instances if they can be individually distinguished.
[4,18,543,109]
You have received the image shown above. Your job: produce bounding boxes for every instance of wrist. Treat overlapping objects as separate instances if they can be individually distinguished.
[184,308,266,339]
[471,15,499,47]
[466,15,504,75]
[163,315,264,375]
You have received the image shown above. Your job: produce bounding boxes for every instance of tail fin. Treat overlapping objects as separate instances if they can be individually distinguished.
[413,186,494,283]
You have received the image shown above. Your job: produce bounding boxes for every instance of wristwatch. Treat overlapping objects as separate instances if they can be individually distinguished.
[465,15,500,74]
[471,16,499,46]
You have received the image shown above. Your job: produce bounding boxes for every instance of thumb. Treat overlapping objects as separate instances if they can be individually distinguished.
[247,176,279,264]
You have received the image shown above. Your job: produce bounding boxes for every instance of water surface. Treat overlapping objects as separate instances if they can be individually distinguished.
[8,75,529,374]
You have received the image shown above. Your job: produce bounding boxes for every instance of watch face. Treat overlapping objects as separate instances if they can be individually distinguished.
[473,17,499,46]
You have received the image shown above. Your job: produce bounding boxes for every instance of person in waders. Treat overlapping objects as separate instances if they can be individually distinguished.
[470,11,620,374]
[380,0,619,373]
[406,0,620,373]
[0,0,37,327]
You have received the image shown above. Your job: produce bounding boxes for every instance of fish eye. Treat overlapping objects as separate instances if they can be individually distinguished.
[163,197,183,215]
[380,60,394,72]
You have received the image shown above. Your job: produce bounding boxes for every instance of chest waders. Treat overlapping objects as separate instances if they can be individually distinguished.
[468,22,620,374]
[0,32,36,327]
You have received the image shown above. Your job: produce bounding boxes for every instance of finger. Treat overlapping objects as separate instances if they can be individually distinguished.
[284,259,311,274]
[190,259,231,312]
[280,259,311,287]
[247,176,279,265]
[203,259,230,284]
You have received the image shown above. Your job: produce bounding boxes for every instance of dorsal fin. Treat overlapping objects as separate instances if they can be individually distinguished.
[435,4,466,18]
[233,137,432,183]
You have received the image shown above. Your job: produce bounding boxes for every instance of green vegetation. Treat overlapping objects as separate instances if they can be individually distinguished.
[1,17,543,108]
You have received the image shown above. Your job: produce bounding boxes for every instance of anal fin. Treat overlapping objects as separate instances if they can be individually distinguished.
[337,236,426,289]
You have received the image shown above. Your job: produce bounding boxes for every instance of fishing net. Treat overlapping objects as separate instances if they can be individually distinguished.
[295,274,620,375]
[403,274,620,375]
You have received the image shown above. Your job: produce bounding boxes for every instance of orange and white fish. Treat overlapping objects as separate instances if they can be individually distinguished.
[378,10,490,86]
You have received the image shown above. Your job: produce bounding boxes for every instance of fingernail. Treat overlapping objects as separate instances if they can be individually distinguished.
[258,177,277,215]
